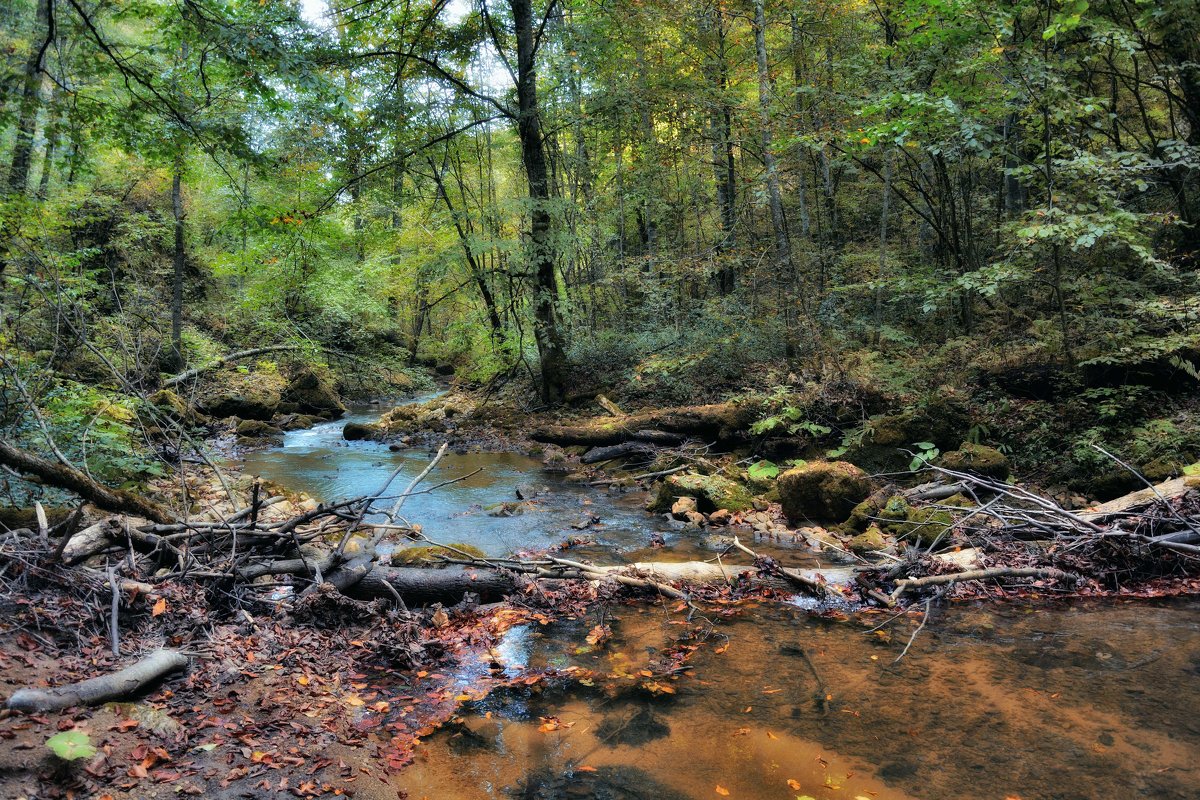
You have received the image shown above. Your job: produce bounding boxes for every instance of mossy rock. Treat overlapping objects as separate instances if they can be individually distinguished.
[848,524,889,554]
[890,506,957,546]
[343,421,383,441]
[390,543,487,565]
[647,472,754,514]
[199,388,281,421]
[283,368,346,418]
[937,442,1010,480]
[235,419,284,440]
[147,389,207,426]
[843,486,898,532]
[940,492,976,509]
[777,461,873,523]
[1140,455,1190,483]
[277,413,322,431]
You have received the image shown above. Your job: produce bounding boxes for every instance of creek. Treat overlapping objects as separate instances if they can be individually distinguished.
[238,405,1200,800]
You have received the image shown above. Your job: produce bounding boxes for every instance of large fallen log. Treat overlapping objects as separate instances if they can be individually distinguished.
[161,344,302,387]
[6,649,189,713]
[0,441,173,524]
[349,565,518,605]
[1079,476,1199,522]
[531,402,761,447]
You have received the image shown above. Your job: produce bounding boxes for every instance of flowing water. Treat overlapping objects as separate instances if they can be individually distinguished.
[240,404,1200,800]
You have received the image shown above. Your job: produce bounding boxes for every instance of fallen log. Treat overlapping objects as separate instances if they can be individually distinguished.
[581,442,657,464]
[0,441,174,524]
[348,564,518,605]
[1079,476,1199,523]
[531,402,760,447]
[6,649,189,713]
[161,344,302,388]
[890,567,1076,603]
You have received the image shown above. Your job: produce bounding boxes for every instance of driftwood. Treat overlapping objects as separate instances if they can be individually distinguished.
[0,441,173,524]
[890,567,1075,603]
[6,649,189,713]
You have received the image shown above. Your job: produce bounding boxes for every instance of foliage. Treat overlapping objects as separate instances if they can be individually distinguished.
[45,730,97,762]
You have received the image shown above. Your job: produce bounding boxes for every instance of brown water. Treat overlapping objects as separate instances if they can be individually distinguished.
[241,408,1200,800]
[386,599,1200,800]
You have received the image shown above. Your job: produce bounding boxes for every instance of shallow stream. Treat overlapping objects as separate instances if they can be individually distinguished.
[239,405,1200,800]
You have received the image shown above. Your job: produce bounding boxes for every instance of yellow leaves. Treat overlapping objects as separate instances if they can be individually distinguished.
[295,674,310,686]
[151,597,168,617]
[344,695,365,707]
[576,765,597,773]
[787,779,802,790]
[642,680,675,695]
[537,716,574,733]
[715,786,730,796]
[586,624,612,647]
[766,730,778,740]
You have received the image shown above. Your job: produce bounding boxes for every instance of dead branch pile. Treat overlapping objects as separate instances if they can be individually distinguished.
[874,466,1200,603]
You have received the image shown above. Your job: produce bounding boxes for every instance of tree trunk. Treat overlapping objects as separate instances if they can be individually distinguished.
[511,0,569,404]
[170,154,185,370]
[6,0,52,196]
[754,0,791,275]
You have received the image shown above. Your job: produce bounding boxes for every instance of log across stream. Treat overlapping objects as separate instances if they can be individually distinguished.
[225,410,1200,800]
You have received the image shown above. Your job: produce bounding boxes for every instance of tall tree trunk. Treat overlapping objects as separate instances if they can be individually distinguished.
[753,0,790,273]
[753,0,795,354]
[703,2,737,293]
[7,0,52,196]
[789,12,812,240]
[511,0,569,404]
[170,154,186,370]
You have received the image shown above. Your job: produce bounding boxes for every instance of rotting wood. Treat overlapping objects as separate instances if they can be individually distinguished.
[6,649,189,713]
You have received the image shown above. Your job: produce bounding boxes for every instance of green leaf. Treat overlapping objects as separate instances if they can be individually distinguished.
[1182,462,1200,477]
[46,730,97,762]
[747,460,780,480]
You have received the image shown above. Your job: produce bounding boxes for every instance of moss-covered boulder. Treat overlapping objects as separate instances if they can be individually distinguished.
[1140,456,1190,483]
[147,388,207,426]
[380,393,477,434]
[890,506,957,546]
[777,461,873,523]
[283,368,346,418]
[343,421,384,441]
[199,387,280,421]
[277,413,323,431]
[235,419,283,440]
[843,486,897,532]
[848,524,889,554]
[937,442,1010,480]
[391,543,486,565]
[647,472,754,514]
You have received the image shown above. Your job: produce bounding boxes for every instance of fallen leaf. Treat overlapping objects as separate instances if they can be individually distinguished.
[766,730,778,740]
[577,765,597,772]
[787,779,802,790]
[715,786,730,796]
[152,598,167,617]
[344,696,365,707]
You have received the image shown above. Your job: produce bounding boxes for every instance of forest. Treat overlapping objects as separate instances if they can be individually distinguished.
[1,0,1199,797]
